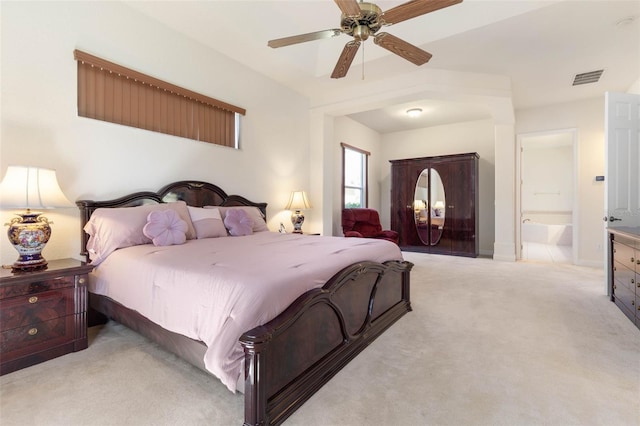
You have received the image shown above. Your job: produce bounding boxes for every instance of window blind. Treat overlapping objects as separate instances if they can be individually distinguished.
[74,50,245,148]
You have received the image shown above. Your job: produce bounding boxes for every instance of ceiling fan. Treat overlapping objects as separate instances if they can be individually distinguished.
[267,0,463,79]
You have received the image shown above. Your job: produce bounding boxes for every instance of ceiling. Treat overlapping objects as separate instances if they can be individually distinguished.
[124,0,640,134]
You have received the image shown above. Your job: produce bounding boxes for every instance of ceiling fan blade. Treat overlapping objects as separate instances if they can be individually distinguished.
[374,32,432,66]
[268,29,342,48]
[331,40,361,79]
[382,0,463,25]
[334,0,361,17]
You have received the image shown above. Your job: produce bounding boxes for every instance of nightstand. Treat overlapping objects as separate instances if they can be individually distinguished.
[0,258,93,375]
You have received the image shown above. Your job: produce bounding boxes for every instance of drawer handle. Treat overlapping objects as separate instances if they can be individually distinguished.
[28,296,38,304]
[28,327,38,336]
[78,278,86,284]
[632,300,636,306]
[632,257,635,263]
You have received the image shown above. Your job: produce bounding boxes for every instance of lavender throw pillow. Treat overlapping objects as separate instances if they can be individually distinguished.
[143,209,188,246]
[223,208,253,236]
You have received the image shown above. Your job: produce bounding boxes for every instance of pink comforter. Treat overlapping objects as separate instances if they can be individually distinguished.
[89,232,403,392]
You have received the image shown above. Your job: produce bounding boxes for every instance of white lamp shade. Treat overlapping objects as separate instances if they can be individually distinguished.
[284,191,312,211]
[0,166,73,209]
[434,200,445,209]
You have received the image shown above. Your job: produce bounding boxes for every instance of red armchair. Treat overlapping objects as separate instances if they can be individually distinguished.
[341,208,399,244]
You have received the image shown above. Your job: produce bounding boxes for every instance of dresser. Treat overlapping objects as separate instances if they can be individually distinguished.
[609,228,640,330]
[0,259,93,375]
[390,153,479,257]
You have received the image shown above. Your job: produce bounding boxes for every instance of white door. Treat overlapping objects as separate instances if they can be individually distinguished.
[605,92,640,295]
[605,92,640,229]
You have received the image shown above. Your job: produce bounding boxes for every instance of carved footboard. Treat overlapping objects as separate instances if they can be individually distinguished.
[240,259,413,426]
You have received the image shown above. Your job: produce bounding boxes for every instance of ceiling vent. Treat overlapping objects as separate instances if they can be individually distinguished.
[572,70,604,86]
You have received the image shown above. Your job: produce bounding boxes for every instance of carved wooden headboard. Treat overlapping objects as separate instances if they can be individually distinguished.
[76,180,267,262]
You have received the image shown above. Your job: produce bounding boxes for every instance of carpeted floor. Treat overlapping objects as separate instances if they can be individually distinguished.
[1,252,639,426]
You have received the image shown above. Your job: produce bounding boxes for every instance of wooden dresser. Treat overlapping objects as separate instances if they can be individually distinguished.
[0,259,93,375]
[609,228,640,331]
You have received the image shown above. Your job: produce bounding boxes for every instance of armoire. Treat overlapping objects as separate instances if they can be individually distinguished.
[390,152,479,257]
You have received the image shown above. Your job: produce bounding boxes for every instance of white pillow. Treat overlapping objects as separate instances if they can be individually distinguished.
[187,206,228,239]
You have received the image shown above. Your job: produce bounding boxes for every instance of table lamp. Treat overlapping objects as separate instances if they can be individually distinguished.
[433,200,445,217]
[0,166,74,271]
[284,191,311,234]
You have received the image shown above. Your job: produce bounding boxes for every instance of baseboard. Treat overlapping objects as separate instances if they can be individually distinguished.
[575,259,604,269]
[493,242,516,262]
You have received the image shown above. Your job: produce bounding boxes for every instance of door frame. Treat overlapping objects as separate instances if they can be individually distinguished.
[515,128,578,264]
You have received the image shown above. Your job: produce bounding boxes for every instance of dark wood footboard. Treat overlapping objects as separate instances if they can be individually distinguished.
[240,259,413,426]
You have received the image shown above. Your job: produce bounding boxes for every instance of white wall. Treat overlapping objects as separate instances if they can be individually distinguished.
[379,119,496,256]
[515,98,605,267]
[521,144,574,215]
[628,77,640,94]
[0,1,310,266]
[331,117,383,236]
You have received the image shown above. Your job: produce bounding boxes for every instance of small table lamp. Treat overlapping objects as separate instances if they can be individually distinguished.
[433,200,445,217]
[0,166,74,271]
[284,191,311,234]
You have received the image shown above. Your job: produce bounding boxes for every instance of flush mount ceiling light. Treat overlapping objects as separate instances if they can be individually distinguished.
[406,108,422,118]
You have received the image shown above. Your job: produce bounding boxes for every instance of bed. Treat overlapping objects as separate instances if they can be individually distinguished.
[77,180,413,426]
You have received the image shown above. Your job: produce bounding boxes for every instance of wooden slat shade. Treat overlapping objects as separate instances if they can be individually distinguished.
[74,50,245,148]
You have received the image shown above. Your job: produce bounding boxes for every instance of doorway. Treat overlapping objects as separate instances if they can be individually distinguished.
[516,129,577,264]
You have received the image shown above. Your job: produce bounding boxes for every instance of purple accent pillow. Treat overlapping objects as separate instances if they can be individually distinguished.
[143,209,188,246]
[206,206,268,232]
[223,208,253,236]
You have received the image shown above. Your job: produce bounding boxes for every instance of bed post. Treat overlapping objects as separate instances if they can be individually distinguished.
[243,339,268,426]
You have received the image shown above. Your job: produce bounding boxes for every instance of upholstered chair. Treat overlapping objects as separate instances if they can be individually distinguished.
[341,208,399,244]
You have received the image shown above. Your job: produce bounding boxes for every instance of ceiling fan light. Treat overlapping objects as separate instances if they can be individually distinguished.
[353,25,370,41]
[406,108,422,118]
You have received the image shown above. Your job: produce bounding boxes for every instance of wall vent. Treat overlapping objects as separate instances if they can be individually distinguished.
[572,70,604,86]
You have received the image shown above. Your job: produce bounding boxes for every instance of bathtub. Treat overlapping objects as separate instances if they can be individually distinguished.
[522,222,572,246]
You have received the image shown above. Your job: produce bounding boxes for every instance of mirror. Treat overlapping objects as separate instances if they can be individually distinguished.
[413,168,446,245]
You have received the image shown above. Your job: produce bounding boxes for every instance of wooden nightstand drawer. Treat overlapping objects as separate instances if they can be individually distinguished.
[0,275,76,299]
[1,316,75,360]
[0,288,75,332]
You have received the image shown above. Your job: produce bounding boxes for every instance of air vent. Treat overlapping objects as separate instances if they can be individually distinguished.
[572,70,604,86]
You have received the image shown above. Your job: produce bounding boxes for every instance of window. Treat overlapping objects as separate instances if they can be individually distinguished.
[342,143,370,208]
[73,50,245,148]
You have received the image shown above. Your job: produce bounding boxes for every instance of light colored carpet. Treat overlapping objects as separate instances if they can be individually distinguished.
[1,252,639,426]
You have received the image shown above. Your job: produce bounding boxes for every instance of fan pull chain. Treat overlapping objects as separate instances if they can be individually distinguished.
[361,41,365,80]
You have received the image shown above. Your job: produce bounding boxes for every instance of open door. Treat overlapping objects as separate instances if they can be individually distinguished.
[604,92,640,293]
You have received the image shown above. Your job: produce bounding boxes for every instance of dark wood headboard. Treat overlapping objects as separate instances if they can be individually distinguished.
[76,180,268,261]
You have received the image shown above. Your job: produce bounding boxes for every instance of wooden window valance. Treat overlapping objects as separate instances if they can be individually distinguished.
[74,49,245,148]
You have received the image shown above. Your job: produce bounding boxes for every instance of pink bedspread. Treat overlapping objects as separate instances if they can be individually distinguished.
[89,232,403,392]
